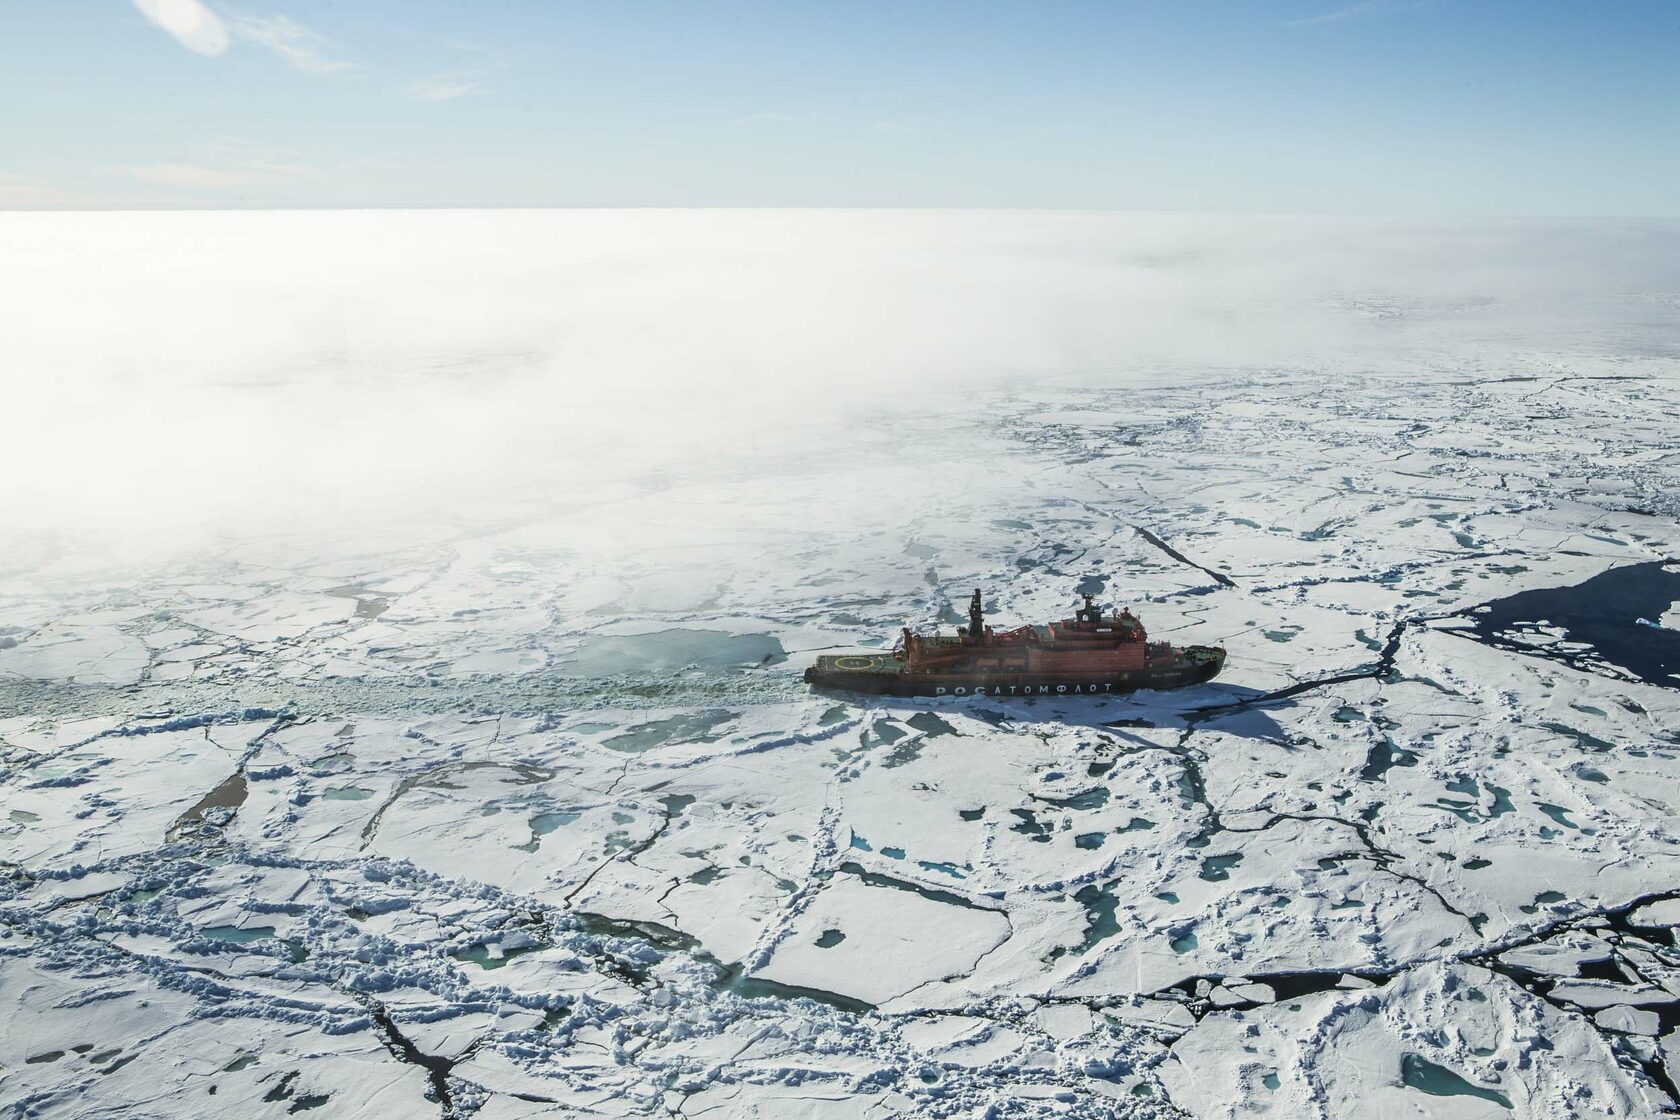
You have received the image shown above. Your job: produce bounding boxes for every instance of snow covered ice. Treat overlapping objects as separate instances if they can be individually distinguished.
[3,210,1680,1118]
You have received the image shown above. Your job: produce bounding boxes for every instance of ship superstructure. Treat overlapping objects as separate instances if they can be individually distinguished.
[805,589,1225,697]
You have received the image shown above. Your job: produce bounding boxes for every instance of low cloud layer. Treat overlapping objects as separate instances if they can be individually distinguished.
[3,210,1676,554]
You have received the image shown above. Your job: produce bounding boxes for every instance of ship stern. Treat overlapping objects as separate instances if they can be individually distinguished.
[804,653,906,695]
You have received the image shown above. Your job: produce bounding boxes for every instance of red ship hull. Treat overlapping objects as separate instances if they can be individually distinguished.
[804,589,1226,698]
[803,649,1225,697]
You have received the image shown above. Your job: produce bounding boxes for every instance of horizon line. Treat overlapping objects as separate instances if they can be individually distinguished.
[3,204,1677,223]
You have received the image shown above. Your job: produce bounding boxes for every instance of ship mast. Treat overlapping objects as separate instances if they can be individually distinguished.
[1076,593,1103,625]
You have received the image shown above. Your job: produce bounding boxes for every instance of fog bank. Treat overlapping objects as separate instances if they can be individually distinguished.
[3,209,1676,553]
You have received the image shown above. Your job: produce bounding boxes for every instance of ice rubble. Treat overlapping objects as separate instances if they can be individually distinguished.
[5,367,1680,1118]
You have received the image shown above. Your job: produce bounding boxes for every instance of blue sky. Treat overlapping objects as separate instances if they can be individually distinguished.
[3,1,1677,214]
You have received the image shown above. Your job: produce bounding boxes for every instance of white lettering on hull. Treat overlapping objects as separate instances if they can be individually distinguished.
[932,682,1118,697]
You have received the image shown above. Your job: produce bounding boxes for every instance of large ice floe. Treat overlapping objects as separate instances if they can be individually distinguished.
[3,211,1680,1118]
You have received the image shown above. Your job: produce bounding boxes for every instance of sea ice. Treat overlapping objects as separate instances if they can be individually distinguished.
[4,211,1679,1118]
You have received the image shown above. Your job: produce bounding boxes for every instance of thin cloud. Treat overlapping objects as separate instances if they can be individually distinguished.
[112,151,316,191]
[0,174,75,207]
[130,0,230,56]
[731,109,918,136]
[127,6,495,108]
[113,163,260,189]
[402,36,502,103]
[732,110,812,127]
[227,13,357,73]
[1286,0,1428,27]
[405,76,484,103]
[428,35,496,56]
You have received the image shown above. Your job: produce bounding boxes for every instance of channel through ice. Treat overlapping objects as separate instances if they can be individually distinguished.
[3,210,1680,1119]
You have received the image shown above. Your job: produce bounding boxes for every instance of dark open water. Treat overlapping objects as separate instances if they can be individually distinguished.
[1467,560,1679,689]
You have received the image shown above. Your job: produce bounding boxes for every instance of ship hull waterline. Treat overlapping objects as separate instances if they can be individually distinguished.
[803,649,1225,698]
